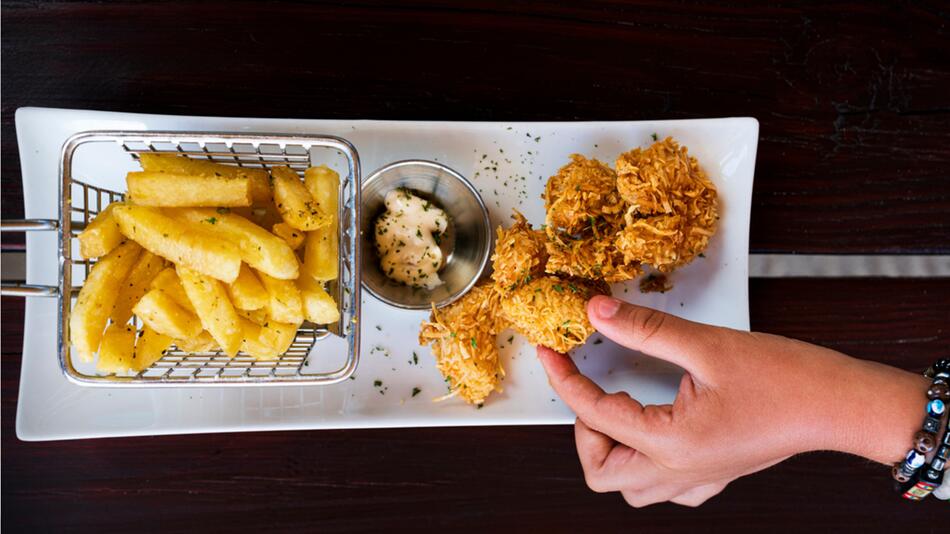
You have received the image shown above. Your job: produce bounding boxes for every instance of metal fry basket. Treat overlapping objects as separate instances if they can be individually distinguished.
[1,131,361,387]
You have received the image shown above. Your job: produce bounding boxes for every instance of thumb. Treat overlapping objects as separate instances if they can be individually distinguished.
[587,295,718,378]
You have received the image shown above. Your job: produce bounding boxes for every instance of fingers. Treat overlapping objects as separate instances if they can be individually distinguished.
[621,486,680,509]
[671,482,728,507]
[587,296,719,377]
[538,346,660,449]
[576,419,665,493]
[574,418,614,476]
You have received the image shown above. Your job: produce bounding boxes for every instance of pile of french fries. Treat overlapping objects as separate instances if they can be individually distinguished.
[70,154,342,375]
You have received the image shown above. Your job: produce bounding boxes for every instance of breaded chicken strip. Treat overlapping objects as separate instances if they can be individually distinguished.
[544,224,642,283]
[491,210,548,292]
[544,154,625,235]
[499,276,604,354]
[418,283,505,405]
[615,137,718,272]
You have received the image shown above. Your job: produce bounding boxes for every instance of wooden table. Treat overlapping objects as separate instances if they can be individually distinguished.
[2,2,948,531]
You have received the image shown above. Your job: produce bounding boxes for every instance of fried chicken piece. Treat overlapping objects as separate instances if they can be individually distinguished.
[499,276,602,354]
[491,210,549,292]
[418,283,505,405]
[544,154,625,235]
[615,137,718,272]
[544,223,642,283]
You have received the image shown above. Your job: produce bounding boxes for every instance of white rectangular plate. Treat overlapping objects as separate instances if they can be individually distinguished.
[14,107,757,441]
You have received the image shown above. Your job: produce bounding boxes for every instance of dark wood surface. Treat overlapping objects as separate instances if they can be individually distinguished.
[2,1,949,532]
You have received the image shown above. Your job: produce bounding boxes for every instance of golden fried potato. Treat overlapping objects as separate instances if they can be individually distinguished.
[297,275,340,324]
[271,166,329,231]
[150,267,196,313]
[304,165,339,210]
[78,203,125,259]
[256,270,304,325]
[544,154,625,235]
[131,326,173,372]
[127,171,253,207]
[227,264,269,311]
[272,222,305,250]
[418,283,505,405]
[70,240,143,362]
[138,153,270,201]
[113,204,241,283]
[301,165,339,281]
[177,266,244,357]
[491,210,548,292]
[498,276,599,354]
[236,307,268,325]
[170,208,299,280]
[614,138,718,272]
[96,323,137,374]
[138,155,272,205]
[110,251,165,324]
[238,318,297,360]
[133,289,202,339]
[173,330,219,353]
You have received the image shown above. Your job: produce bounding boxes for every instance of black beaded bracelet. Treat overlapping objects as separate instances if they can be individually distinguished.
[895,358,950,501]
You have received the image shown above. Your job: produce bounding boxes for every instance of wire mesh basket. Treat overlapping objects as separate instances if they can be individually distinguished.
[1,130,361,387]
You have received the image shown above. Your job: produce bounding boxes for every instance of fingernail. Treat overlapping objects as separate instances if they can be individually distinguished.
[596,297,622,318]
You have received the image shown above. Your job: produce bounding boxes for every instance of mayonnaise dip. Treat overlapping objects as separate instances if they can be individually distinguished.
[374,188,448,289]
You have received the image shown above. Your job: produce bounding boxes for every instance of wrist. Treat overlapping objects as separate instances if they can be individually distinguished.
[818,357,930,464]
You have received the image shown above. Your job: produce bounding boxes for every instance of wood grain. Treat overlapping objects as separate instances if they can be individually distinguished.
[2,1,948,253]
[3,278,949,532]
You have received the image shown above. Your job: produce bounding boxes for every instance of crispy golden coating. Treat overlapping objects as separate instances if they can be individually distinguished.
[544,154,625,235]
[614,138,718,272]
[499,276,599,354]
[544,225,642,283]
[418,283,505,405]
[491,210,548,292]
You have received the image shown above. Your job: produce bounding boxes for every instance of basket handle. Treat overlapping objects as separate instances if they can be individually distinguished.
[1,219,59,298]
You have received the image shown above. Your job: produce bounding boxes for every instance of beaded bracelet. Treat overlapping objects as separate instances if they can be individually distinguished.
[894,358,950,501]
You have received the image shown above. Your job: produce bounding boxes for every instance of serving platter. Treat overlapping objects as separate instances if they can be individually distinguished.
[13,107,757,441]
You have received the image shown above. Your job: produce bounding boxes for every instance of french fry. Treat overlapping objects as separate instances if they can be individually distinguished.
[227,264,268,310]
[138,154,271,204]
[131,326,172,372]
[302,227,338,282]
[110,251,165,324]
[239,318,297,360]
[271,166,329,231]
[78,203,125,259]
[174,330,219,353]
[150,268,196,313]
[169,208,299,280]
[256,270,304,324]
[113,204,241,283]
[234,202,283,230]
[272,222,305,250]
[303,165,339,211]
[96,323,136,374]
[177,266,243,356]
[259,320,297,355]
[297,275,340,324]
[70,240,143,362]
[302,166,339,281]
[133,289,203,339]
[236,307,268,325]
[127,171,253,207]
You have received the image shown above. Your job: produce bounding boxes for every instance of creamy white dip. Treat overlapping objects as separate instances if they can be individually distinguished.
[374,188,448,289]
